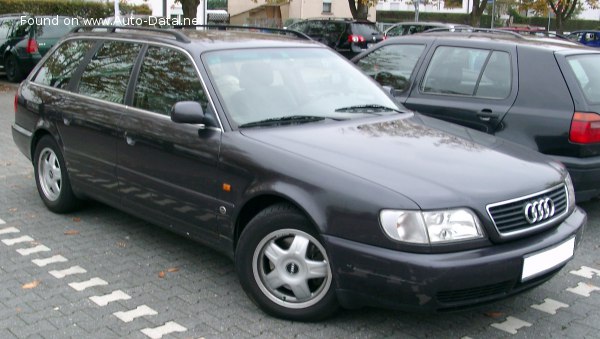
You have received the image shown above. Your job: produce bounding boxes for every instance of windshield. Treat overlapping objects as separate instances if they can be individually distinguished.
[567,54,600,105]
[203,48,399,127]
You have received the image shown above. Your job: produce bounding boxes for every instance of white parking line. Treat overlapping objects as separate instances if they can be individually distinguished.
[141,321,187,339]
[89,290,131,306]
[566,282,600,297]
[570,266,600,279]
[531,298,569,314]
[491,316,532,334]
[16,244,50,256]
[69,277,108,291]
[32,255,68,267]
[0,226,19,235]
[0,218,5,225]
[2,235,34,246]
[49,265,87,279]
[113,305,158,323]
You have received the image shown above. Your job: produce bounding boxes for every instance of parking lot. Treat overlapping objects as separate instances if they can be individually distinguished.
[0,79,599,338]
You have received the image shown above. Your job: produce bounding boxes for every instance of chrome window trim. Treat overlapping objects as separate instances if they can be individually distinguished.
[486,183,569,238]
[28,35,224,132]
[12,123,33,137]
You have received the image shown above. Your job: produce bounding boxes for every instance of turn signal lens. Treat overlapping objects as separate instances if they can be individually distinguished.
[570,112,600,144]
[14,93,18,113]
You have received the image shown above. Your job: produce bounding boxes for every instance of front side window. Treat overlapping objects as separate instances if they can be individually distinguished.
[421,46,511,99]
[33,39,94,89]
[77,41,142,104]
[133,46,208,115]
[385,25,404,37]
[0,19,11,39]
[356,44,425,92]
[567,54,600,104]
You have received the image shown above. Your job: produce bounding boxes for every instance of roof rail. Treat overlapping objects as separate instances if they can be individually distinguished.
[173,24,312,40]
[70,26,191,43]
[424,27,526,39]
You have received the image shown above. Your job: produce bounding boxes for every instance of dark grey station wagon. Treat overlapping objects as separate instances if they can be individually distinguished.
[12,26,586,321]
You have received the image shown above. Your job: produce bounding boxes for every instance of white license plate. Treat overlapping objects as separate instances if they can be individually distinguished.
[521,237,575,281]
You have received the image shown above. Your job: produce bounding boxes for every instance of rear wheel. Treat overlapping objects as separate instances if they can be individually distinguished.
[235,203,338,321]
[33,135,80,213]
[5,54,23,83]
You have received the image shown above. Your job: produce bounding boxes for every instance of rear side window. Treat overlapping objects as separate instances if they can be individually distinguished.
[421,46,511,99]
[77,41,142,104]
[33,39,94,89]
[133,46,208,115]
[356,44,425,92]
[34,18,77,38]
[567,54,600,104]
[0,19,12,39]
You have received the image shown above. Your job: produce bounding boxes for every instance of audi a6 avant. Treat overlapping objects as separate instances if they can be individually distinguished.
[12,26,586,321]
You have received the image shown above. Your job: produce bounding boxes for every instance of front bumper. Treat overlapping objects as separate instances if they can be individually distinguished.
[325,206,586,312]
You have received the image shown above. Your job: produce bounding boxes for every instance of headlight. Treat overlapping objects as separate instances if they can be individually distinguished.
[565,172,576,211]
[380,208,484,244]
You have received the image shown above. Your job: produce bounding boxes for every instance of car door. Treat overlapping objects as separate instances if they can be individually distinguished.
[0,18,14,66]
[117,44,222,240]
[57,39,142,203]
[404,43,518,133]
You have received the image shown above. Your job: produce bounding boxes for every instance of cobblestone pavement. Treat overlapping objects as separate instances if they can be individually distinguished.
[1,80,599,338]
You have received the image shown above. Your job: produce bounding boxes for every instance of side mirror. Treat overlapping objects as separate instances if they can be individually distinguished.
[171,101,208,125]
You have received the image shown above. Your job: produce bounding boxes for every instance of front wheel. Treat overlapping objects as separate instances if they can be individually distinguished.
[33,135,80,213]
[235,203,338,321]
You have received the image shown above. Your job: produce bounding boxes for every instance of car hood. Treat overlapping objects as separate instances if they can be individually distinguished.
[240,113,564,209]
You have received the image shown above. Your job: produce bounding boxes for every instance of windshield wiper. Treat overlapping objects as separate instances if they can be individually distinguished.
[239,115,326,128]
[334,104,403,114]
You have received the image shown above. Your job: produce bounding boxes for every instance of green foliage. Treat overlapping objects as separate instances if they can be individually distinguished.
[376,10,599,31]
[208,0,227,10]
[0,0,151,19]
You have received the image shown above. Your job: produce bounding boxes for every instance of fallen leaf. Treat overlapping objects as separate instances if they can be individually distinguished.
[116,241,127,248]
[15,307,21,313]
[167,267,180,273]
[64,230,80,236]
[484,311,504,318]
[72,217,81,222]
[22,280,41,289]
[158,271,166,278]
[9,208,17,213]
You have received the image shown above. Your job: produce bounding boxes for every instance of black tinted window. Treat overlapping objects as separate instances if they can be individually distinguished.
[78,41,142,104]
[133,46,207,115]
[33,39,94,89]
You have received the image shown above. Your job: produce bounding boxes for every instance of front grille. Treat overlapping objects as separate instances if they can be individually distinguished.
[437,281,513,304]
[487,185,568,236]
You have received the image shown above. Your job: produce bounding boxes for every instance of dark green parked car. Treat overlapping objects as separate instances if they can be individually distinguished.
[0,14,76,82]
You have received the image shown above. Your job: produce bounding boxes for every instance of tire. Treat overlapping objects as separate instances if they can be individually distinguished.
[33,135,80,213]
[5,54,23,83]
[235,203,338,321]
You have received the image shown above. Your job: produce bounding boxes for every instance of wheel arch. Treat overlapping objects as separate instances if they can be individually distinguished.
[233,188,327,253]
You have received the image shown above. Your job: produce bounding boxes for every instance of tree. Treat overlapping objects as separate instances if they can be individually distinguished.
[175,0,201,20]
[348,0,377,20]
[520,0,598,34]
[470,0,489,27]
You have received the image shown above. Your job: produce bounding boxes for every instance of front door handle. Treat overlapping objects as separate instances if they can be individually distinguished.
[477,109,495,122]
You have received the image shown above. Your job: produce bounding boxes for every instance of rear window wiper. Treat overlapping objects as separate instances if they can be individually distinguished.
[238,115,327,128]
[334,104,403,114]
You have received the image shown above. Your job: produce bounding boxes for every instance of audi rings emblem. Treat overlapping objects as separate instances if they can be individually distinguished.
[524,197,555,224]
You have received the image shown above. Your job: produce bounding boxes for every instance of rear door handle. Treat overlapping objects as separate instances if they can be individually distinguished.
[124,132,136,146]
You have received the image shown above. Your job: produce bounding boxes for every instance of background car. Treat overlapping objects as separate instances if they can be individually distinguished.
[353,32,600,201]
[287,18,384,58]
[567,30,600,47]
[384,21,472,37]
[0,14,76,82]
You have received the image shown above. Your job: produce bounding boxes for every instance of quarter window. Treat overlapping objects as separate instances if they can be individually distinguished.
[421,46,511,99]
[356,44,425,92]
[33,40,94,89]
[133,46,207,116]
[77,41,142,104]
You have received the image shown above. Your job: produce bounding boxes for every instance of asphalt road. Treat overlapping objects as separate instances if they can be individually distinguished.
[0,80,599,339]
